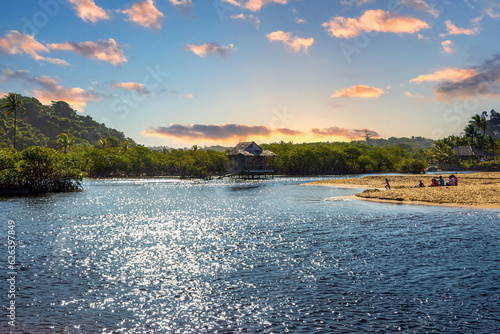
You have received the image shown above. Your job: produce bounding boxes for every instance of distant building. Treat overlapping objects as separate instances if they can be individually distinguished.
[225,142,277,178]
[453,146,488,161]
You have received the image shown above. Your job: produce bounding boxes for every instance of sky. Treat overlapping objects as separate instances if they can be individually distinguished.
[0,0,499,148]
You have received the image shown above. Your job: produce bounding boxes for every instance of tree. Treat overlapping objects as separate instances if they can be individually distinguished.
[428,141,456,164]
[56,133,75,153]
[470,113,488,154]
[1,93,26,150]
[463,124,480,148]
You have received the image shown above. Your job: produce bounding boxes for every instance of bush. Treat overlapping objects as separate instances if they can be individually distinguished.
[397,158,428,174]
[0,146,82,193]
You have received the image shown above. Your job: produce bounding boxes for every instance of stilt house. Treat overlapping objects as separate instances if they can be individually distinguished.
[226,142,277,178]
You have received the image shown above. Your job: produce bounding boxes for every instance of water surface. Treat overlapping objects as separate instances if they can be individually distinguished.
[1,177,499,333]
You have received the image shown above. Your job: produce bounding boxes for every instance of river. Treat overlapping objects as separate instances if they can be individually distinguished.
[1,176,499,333]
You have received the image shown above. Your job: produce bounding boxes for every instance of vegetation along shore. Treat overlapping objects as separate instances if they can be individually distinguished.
[309,173,500,209]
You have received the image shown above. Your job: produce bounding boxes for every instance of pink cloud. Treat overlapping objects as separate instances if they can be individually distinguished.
[184,43,234,57]
[322,9,429,38]
[49,38,126,66]
[311,127,380,140]
[231,13,261,28]
[434,54,500,100]
[331,85,385,98]
[110,82,149,95]
[222,0,287,12]
[142,123,378,142]
[34,76,101,112]
[120,0,164,30]
[441,40,454,54]
[441,20,479,36]
[167,0,194,14]
[2,68,101,111]
[267,31,314,53]
[0,30,68,65]
[410,68,477,83]
[69,0,110,23]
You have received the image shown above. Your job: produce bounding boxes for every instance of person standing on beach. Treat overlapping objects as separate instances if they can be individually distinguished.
[385,178,391,190]
[438,176,445,186]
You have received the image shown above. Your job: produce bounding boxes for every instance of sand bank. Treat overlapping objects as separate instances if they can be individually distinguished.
[309,172,500,209]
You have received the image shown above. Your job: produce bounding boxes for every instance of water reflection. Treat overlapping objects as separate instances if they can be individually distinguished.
[1,177,499,333]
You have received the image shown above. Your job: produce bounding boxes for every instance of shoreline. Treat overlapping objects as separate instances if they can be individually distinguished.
[328,195,500,210]
[309,172,500,209]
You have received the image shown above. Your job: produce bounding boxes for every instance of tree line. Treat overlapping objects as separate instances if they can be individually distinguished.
[428,111,500,166]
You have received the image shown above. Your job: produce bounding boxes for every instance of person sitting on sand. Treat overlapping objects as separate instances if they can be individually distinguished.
[429,178,439,187]
[412,180,425,188]
[385,178,391,190]
[438,176,445,186]
[451,174,458,186]
[446,177,455,186]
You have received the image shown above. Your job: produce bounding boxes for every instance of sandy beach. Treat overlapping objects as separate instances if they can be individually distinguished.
[308,172,500,209]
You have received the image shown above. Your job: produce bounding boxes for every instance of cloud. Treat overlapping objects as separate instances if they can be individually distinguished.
[49,38,127,66]
[440,20,479,36]
[322,9,429,38]
[2,68,101,111]
[142,123,306,142]
[409,67,477,83]
[267,31,314,53]
[69,0,110,23]
[311,127,380,140]
[231,13,260,28]
[120,0,163,29]
[143,124,273,141]
[295,17,306,24]
[331,85,385,98]
[180,93,194,99]
[167,0,194,14]
[483,3,500,19]
[142,123,380,142]
[184,42,234,57]
[441,40,454,54]
[33,76,101,111]
[341,0,374,6]
[0,30,68,65]
[400,0,439,18]
[110,82,149,95]
[472,3,500,25]
[275,128,302,135]
[404,91,424,98]
[435,54,500,100]
[222,0,287,12]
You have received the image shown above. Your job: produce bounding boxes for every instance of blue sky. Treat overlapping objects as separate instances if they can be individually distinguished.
[1,0,499,147]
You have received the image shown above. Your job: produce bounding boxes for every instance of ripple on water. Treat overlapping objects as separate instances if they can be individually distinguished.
[1,177,499,333]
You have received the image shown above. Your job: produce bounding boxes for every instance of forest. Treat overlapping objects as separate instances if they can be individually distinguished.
[1,93,499,192]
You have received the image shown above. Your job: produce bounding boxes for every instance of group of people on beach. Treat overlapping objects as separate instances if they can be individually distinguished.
[425,174,458,187]
[384,174,459,190]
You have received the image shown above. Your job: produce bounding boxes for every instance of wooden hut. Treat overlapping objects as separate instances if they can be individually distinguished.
[453,146,489,161]
[225,142,277,178]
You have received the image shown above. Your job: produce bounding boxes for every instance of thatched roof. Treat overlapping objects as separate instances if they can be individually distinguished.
[453,146,486,157]
[225,141,277,157]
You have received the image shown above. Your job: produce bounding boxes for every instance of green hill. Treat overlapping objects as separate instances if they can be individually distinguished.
[0,94,135,150]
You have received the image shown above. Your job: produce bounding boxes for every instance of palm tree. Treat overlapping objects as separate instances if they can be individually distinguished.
[56,133,75,153]
[428,141,456,164]
[470,114,488,155]
[120,141,129,152]
[1,93,26,150]
[96,138,108,149]
[463,124,480,148]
